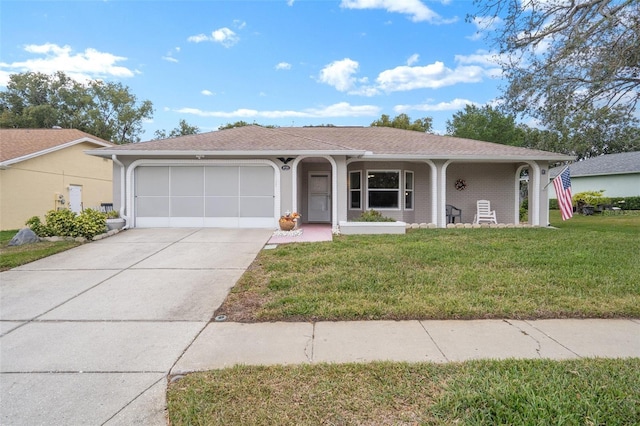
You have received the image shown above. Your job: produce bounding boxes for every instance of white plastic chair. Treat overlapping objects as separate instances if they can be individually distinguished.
[473,200,497,224]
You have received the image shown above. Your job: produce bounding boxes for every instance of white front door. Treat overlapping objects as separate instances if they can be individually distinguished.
[308,172,331,222]
[68,185,82,213]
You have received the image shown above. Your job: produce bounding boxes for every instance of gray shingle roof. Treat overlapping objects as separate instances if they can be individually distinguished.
[88,125,573,161]
[550,151,640,177]
[0,128,112,163]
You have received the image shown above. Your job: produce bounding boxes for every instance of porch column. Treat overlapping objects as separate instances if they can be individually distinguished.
[528,162,541,226]
[437,160,449,228]
[334,156,348,228]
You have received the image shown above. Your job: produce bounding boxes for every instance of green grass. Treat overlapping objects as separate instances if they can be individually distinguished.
[167,358,640,425]
[218,211,640,321]
[0,229,80,271]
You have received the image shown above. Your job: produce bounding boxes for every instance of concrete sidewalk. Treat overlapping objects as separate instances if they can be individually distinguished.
[173,318,640,373]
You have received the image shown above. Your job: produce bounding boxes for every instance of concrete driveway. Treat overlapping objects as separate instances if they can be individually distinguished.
[0,228,272,425]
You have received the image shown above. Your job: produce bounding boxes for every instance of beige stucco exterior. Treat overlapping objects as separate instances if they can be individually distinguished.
[0,142,113,230]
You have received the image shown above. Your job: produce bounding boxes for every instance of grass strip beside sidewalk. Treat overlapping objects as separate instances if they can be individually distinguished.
[168,358,640,425]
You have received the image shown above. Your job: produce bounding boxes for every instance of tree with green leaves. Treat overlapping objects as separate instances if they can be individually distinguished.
[542,106,640,159]
[446,104,525,146]
[218,121,278,130]
[472,0,639,126]
[153,119,200,140]
[0,72,153,144]
[370,113,433,133]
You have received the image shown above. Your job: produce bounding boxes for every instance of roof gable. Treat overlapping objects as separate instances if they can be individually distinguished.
[0,128,113,165]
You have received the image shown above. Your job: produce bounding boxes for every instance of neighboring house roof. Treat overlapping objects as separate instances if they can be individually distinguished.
[87,125,573,161]
[0,128,113,167]
[550,151,640,178]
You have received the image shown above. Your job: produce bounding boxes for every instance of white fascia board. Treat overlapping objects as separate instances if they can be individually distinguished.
[573,171,640,177]
[85,149,367,158]
[360,154,575,162]
[3,137,113,166]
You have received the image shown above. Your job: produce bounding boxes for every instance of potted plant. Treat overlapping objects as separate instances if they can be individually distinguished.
[278,211,300,231]
[105,210,125,231]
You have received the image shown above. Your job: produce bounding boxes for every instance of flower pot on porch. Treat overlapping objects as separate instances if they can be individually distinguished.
[278,212,301,231]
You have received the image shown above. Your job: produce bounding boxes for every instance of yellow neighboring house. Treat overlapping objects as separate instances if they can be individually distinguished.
[0,128,114,230]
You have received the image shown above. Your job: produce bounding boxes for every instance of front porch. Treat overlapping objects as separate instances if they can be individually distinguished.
[287,157,547,231]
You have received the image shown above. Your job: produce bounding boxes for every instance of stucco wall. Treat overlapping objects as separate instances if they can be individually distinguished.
[346,161,433,224]
[446,162,518,224]
[569,174,640,198]
[0,143,113,230]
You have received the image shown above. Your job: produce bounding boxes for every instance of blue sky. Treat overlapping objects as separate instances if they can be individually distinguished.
[1,0,504,138]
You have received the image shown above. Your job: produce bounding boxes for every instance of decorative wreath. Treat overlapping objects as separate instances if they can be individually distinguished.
[454,179,467,191]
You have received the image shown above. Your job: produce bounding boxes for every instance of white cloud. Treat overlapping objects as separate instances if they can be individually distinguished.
[212,28,239,47]
[339,0,456,24]
[317,50,502,95]
[187,34,209,43]
[275,62,292,70]
[407,53,419,66]
[455,50,502,67]
[395,98,478,112]
[187,27,240,48]
[233,20,247,30]
[0,43,134,85]
[201,90,214,96]
[318,58,361,92]
[162,47,181,63]
[287,0,295,5]
[175,102,380,119]
[376,61,487,91]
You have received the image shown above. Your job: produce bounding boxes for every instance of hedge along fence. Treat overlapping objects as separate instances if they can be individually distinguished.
[549,196,640,210]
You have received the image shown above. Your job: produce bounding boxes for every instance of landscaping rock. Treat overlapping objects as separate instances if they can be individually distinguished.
[8,228,40,246]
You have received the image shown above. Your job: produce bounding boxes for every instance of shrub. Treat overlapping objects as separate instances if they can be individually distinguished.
[608,196,640,210]
[352,209,396,222]
[75,208,107,239]
[550,196,640,211]
[24,208,108,239]
[519,202,528,222]
[45,209,78,237]
[25,216,52,237]
[572,190,610,207]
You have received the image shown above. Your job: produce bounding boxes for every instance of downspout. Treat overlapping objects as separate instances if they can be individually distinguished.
[111,155,129,229]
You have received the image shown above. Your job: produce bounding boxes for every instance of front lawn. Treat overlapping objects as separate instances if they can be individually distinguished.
[0,230,80,272]
[168,358,640,425]
[217,211,640,321]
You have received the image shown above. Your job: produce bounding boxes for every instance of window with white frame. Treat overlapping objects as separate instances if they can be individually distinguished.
[367,170,400,209]
[404,171,414,210]
[349,170,362,209]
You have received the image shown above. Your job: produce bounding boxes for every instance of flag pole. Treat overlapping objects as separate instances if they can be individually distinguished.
[543,164,570,190]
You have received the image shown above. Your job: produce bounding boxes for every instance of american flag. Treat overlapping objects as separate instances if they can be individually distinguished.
[553,167,573,220]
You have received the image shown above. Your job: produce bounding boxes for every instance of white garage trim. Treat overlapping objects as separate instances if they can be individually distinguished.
[126,159,280,228]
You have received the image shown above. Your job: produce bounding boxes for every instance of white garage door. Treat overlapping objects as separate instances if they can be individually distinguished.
[134,165,275,228]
